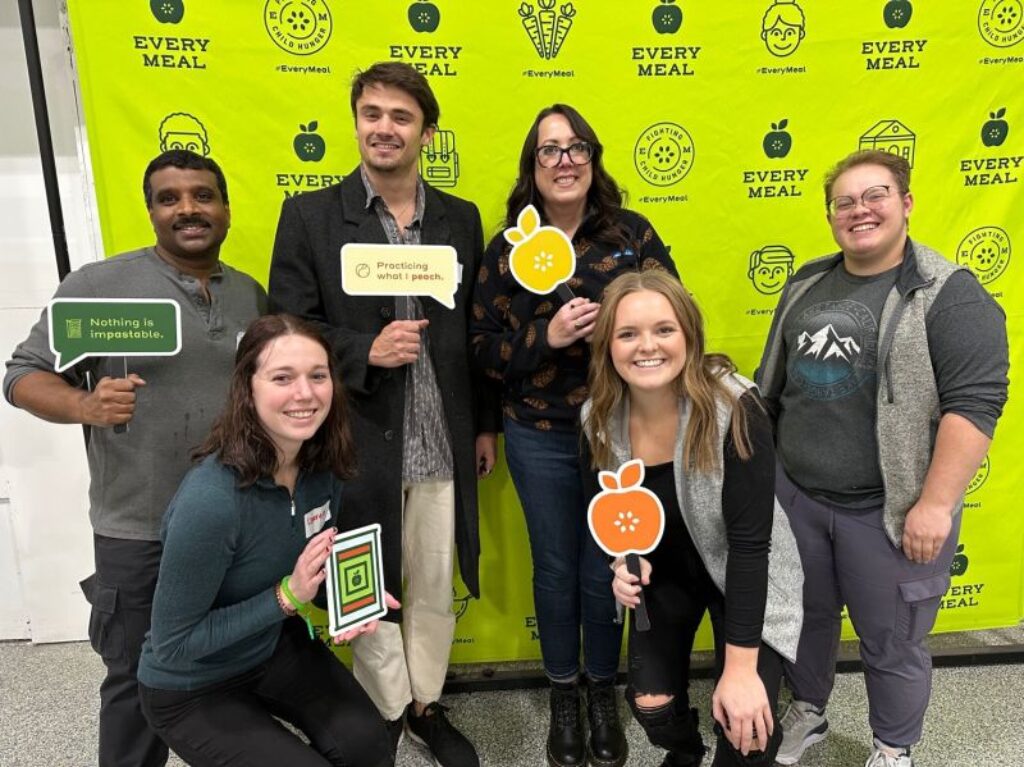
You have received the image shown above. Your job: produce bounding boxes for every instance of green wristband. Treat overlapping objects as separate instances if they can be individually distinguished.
[280,576,315,640]
[280,576,311,614]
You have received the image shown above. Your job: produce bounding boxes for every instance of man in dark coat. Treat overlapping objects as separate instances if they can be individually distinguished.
[268,62,496,767]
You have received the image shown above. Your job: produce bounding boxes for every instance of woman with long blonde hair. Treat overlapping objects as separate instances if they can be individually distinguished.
[582,271,804,767]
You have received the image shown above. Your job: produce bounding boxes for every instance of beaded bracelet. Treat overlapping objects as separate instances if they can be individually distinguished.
[274,582,297,616]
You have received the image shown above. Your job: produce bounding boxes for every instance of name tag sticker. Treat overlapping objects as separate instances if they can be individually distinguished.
[304,500,331,538]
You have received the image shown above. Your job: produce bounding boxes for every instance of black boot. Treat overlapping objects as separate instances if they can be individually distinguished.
[586,679,627,767]
[547,682,585,767]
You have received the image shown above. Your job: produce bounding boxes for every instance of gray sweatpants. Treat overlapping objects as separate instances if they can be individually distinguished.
[776,469,961,748]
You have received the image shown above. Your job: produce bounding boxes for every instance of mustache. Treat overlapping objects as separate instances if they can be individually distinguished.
[172,216,211,230]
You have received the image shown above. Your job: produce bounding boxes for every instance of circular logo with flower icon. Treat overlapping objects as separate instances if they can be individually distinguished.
[978,0,1024,48]
[264,0,333,56]
[956,226,1011,285]
[634,122,694,186]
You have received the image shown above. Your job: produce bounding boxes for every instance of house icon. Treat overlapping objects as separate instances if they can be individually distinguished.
[859,119,916,168]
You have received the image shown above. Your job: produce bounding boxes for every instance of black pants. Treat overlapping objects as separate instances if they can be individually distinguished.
[81,533,168,767]
[627,523,784,766]
[139,618,392,767]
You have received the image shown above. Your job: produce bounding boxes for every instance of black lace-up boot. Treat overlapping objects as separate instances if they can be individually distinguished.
[547,681,585,767]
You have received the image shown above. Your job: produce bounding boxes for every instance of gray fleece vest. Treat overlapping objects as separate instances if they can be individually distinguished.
[758,241,964,545]
[581,373,804,662]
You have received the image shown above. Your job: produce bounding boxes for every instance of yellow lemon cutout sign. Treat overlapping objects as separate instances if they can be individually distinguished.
[503,205,576,295]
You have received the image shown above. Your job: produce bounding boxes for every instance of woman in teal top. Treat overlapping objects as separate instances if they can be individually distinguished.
[138,314,395,767]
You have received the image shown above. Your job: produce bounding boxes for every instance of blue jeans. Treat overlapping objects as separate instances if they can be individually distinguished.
[503,417,623,681]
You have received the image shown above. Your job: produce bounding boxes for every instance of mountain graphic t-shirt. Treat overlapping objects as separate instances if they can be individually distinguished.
[776,262,899,508]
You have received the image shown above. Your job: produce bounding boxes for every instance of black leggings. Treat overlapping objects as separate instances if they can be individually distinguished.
[139,618,391,767]
[627,540,784,766]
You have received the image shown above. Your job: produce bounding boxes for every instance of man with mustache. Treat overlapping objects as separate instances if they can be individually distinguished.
[757,150,1008,767]
[269,62,497,767]
[4,149,266,767]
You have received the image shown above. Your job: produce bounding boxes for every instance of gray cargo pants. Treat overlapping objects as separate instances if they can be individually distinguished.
[776,468,960,748]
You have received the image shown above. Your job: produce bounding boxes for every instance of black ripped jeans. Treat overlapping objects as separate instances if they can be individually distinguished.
[626,524,784,766]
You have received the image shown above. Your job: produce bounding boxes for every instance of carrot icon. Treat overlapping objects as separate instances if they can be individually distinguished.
[537,0,557,58]
[551,3,576,58]
[518,3,547,58]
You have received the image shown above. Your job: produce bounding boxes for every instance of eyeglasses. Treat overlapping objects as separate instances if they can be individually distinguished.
[827,185,894,217]
[535,141,593,168]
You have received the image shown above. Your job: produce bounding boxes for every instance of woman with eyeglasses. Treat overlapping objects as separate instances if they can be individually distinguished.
[470,103,678,767]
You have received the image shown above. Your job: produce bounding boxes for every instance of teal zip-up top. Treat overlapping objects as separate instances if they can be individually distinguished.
[138,454,341,691]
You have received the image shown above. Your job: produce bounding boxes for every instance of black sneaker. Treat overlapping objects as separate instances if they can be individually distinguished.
[586,680,627,767]
[547,683,585,767]
[405,701,480,767]
[386,715,404,761]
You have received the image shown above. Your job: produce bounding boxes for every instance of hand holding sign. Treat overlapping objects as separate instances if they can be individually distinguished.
[587,459,666,631]
[81,373,147,427]
[503,205,577,298]
[368,319,429,368]
[48,299,181,432]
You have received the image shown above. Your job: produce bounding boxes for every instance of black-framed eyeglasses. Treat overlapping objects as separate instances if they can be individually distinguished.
[535,141,594,168]
[827,185,894,217]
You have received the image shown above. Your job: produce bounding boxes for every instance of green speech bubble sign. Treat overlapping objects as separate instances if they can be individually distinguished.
[48,299,182,372]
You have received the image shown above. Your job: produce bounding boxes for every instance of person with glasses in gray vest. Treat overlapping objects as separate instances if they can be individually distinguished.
[756,150,1008,767]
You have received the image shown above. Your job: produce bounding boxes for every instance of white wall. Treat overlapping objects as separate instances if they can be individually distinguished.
[0,0,102,642]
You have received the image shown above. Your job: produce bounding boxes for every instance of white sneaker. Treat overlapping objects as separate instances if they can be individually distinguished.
[864,738,913,766]
[774,700,828,765]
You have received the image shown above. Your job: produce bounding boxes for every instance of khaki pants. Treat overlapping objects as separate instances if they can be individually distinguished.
[351,480,457,721]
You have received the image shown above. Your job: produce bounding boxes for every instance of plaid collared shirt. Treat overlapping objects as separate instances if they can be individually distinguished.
[361,168,453,482]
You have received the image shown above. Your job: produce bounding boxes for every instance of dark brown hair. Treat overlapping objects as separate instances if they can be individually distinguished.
[350,61,440,130]
[505,104,628,248]
[195,315,356,485]
[823,149,911,208]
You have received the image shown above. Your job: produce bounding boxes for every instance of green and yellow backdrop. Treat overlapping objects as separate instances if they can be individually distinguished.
[65,0,1024,662]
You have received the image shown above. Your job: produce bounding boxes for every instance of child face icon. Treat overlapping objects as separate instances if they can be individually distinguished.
[762,19,804,56]
[761,0,806,57]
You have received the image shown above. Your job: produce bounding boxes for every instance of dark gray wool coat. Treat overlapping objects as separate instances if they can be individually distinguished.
[268,168,499,606]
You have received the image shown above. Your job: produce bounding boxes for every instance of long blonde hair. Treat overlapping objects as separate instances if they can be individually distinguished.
[585,271,753,472]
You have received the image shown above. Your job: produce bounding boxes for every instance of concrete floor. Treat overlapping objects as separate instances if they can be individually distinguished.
[1,632,1022,766]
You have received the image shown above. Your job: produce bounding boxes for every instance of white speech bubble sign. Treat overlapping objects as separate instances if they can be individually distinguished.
[340,243,459,309]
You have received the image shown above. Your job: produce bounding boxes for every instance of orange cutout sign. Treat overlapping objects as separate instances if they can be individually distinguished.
[587,459,666,557]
